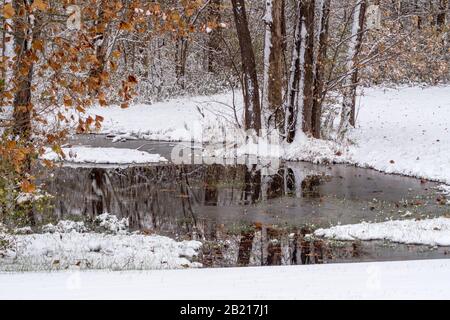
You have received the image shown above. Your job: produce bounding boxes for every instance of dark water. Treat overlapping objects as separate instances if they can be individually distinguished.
[38,138,450,267]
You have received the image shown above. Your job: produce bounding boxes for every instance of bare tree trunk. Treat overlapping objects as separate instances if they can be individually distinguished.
[12,0,35,140]
[11,0,40,225]
[231,0,262,133]
[175,37,188,89]
[263,0,285,129]
[338,0,367,138]
[415,0,422,29]
[284,0,315,142]
[312,0,331,139]
[437,0,448,31]
[285,2,304,143]
[89,0,110,95]
[301,0,316,135]
[207,0,222,73]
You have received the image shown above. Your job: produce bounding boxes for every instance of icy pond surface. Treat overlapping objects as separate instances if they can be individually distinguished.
[37,136,450,267]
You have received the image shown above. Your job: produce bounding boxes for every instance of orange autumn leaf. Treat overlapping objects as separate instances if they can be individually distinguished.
[3,3,15,19]
[21,180,36,194]
[31,0,48,11]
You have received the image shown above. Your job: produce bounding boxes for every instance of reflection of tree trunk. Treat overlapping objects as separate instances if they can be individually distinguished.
[237,228,255,266]
[204,165,220,206]
[266,227,282,265]
[90,168,112,217]
[267,169,283,199]
[290,230,299,264]
[313,240,324,264]
[300,227,312,264]
[179,166,198,233]
[243,166,261,204]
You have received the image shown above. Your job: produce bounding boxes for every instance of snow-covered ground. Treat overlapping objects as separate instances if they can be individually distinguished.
[1,259,450,299]
[314,217,450,246]
[42,146,167,164]
[0,216,202,272]
[84,86,450,184]
[287,86,450,184]
[86,93,241,142]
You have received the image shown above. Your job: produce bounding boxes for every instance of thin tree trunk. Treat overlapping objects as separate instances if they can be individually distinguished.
[301,0,316,135]
[285,0,315,142]
[207,0,222,73]
[263,0,285,129]
[175,37,188,89]
[12,0,39,225]
[437,0,448,31]
[12,0,35,140]
[231,0,262,133]
[285,2,304,143]
[312,0,331,139]
[89,0,110,96]
[338,0,366,138]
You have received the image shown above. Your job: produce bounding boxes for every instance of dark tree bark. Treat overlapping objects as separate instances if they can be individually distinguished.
[231,0,262,133]
[285,0,315,142]
[89,0,110,95]
[437,0,448,31]
[263,0,286,128]
[237,228,255,266]
[266,227,282,265]
[301,0,316,135]
[175,37,188,89]
[207,0,222,73]
[12,0,36,141]
[311,0,331,139]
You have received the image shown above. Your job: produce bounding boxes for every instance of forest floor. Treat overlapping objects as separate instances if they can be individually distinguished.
[1,259,450,299]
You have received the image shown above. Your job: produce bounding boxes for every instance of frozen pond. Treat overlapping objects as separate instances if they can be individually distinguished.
[36,136,450,267]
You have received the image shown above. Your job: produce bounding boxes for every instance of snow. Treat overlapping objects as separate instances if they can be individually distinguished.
[314,217,450,246]
[0,232,202,271]
[438,184,450,195]
[42,220,87,234]
[94,213,129,234]
[287,86,450,184]
[78,86,450,184]
[1,259,450,299]
[0,217,202,272]
[344,86,450,184]
[85,93,242,142]
[42,146,167,164]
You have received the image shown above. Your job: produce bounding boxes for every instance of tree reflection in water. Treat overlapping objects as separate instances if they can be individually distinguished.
[38,162,448,267]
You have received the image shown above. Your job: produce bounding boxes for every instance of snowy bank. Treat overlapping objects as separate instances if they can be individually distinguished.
[81,86,450,184]
[42,146,167,164]
[1,259,450,299]
[0,216,202,271]
[314,217,450,246]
